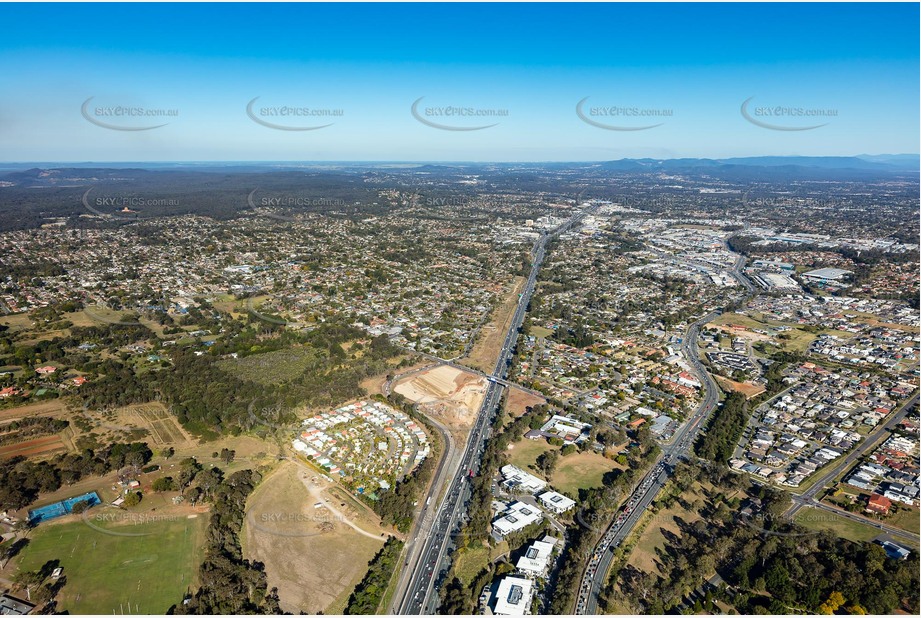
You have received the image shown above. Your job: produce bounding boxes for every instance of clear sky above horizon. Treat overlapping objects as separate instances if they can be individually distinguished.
[1,2,918,162]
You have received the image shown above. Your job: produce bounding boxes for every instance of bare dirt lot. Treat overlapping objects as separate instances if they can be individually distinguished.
[394,364,487,432]
[714,376,766,399]
[712,322,772,343]
[241,461,388,614]
[0,400,72,459]
[360,358,425,398]
[505,387,546,418]
[0,400,70,423]
[0,434,67,459]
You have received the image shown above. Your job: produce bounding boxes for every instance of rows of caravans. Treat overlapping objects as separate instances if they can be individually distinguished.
[292,400,430,488]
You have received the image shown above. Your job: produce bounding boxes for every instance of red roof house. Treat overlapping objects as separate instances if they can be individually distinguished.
[867,493,892,515]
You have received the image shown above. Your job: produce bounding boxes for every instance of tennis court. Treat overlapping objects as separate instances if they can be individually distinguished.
[27,491,101,524]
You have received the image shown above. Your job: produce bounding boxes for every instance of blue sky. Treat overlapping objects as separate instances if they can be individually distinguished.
[1,3,918,162]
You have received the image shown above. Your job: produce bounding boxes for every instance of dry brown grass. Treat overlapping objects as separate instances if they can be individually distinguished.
[714,376,766,399]
[0,399,70,422]
[241,462,387,614]
[505,387,546,418]
[461,276,525,373]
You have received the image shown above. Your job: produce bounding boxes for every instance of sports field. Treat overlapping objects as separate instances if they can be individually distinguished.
[15,512,206,614]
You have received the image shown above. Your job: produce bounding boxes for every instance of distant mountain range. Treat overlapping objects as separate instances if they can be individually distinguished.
[0,156,916,197]
[594,155,919,172]
[0,155,917,174]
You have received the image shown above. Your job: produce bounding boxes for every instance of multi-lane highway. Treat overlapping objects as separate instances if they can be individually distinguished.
[577,254,754,614]
[396,204,595,615]
[575,310,723,615]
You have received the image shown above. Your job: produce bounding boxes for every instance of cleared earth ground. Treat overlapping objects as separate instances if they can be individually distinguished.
[0,400,70,423]
[505,387,546,418]
[394,364,486,432]
[714,376,766,399]
[241,461,388,614]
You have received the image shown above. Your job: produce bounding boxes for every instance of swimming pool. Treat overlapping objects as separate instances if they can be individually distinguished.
[28,491,101,524]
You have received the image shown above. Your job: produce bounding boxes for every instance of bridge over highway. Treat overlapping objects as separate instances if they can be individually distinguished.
[394,203,597,615]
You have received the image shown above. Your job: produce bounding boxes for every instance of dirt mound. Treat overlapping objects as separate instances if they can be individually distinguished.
[394,365,487,430]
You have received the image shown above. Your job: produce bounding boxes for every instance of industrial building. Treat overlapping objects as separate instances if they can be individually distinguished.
[493,501,543,537]
[493,576,535,615]
[500,464,547,494]
[801,267,852,283]
[537,490,576,514]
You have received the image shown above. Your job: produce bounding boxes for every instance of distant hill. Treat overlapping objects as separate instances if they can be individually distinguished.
[597,155,918,172]
[591,155,919,181]
[0,155,915,232]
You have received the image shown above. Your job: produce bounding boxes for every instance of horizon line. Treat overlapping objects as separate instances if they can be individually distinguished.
[1,153,918,166]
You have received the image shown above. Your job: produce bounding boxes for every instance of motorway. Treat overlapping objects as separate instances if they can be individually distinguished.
[577,253,754,614]
[396,205,595,615]
[576,310,723,615]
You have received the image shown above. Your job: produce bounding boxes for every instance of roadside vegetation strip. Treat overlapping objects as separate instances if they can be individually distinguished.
[344,537,404,614]
[792,506,879,544]
[694,391,749,463]
[377,555,403,616]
